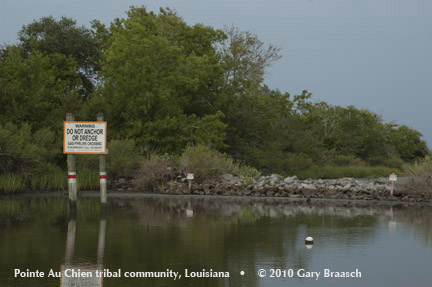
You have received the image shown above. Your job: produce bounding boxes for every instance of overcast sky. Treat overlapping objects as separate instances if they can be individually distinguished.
[2,0,432,146]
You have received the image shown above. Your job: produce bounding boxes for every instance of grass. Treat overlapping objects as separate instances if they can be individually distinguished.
[77,168,100,190]
[30,166,66,191]
[0,167,100,194]
[0,174,26,194]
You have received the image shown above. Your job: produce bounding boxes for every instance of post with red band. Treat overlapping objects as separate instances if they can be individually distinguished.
[66,113,77,204]
[68,172,77,202]
[97,113,107,204]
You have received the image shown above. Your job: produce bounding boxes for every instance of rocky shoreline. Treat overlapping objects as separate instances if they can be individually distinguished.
[110,174,431,203]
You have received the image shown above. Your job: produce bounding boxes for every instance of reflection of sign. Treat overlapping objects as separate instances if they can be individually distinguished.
[60,265,102,287]
[388,221,396,231]
[186,209,194,218]
[64,122,107,154]
[187,173,194,180]
[389,173,397,181]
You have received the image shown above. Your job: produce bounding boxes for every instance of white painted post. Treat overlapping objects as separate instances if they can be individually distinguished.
[97,113,107,204]
[66,113,77,205]
[389,172,397,196]
[187,171,194,194]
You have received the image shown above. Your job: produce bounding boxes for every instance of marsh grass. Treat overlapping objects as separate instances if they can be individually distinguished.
[0,174,26,193]
[77,168,100,190]
[30,166,66,191]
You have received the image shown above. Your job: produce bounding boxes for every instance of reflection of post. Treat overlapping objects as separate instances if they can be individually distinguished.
[97,216,107,266]
[97,113,107,204]
[186,200,193,218]
[61,212,104,287]
[65,214,76,264]
[388,206,396,232]
[66,113,77,207]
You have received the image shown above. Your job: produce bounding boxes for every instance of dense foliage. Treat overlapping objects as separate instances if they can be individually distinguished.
[0,7,429,191]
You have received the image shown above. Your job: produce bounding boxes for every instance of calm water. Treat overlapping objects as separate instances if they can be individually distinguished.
[0,194,431,287]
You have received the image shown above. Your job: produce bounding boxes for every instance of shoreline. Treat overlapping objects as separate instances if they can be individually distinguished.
[1,174,430,203]
[1,189,432,206]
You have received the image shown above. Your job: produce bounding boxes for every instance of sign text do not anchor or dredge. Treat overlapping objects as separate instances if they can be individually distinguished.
[64,122,107,154]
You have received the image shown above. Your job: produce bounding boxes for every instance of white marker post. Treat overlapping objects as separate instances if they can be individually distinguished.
[97,113,107,205]
[187,172,194,194]
[66,113,77,206]
[389,173,397,196]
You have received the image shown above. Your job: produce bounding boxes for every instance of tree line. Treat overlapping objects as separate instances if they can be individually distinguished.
[0,6,429,185]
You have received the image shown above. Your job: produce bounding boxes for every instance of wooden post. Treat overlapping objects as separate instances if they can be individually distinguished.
[188,179,192,194]
[391,181,394,196]
[66,113,77,206]
[97,113,107,204]
[187,171,194,194]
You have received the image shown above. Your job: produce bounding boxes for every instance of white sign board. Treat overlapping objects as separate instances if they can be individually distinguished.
[64,122,107,154]
[389,173,397,181]
[187,173,194,180]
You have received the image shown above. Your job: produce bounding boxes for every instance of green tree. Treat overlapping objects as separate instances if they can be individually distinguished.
[389,125,429,162]
[18,16,101,97]
[0,122,59,174]
[0,46,81,130]
[100,7,227,153]
[220,26,281,96]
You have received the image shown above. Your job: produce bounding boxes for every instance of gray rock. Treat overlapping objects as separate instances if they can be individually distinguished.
[266,190,275,197]
[301,184,316,190]
[283,176,298,184]
[221,173,234,182]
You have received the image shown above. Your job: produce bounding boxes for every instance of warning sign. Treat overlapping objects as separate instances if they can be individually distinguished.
[64,122,107,154]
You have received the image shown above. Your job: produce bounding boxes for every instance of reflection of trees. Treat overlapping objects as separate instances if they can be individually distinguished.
[104,197,382,287]
[1,196,432,286]
[393,206,432,248]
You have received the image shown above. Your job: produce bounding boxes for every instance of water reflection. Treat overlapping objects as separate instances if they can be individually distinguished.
[61,208,106,287]
[0,196,431,286]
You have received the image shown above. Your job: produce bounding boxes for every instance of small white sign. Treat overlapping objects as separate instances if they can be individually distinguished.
[389,173,397,181]
[187,173,194,180]
[64,122,107,154]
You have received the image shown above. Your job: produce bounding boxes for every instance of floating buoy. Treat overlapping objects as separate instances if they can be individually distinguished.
[305,236,314,245]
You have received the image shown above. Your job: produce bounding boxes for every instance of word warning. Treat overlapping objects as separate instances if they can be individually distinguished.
[64,122,107,154]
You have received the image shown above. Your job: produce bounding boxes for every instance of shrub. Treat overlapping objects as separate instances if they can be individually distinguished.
[179,145,234,182]
[406,156,432,176]
[133,155,176,191]
[107,139,140,179]
[404,156,432,193]
[234,163,261,178]
[329,154,365,166]
[281,153,314,174]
